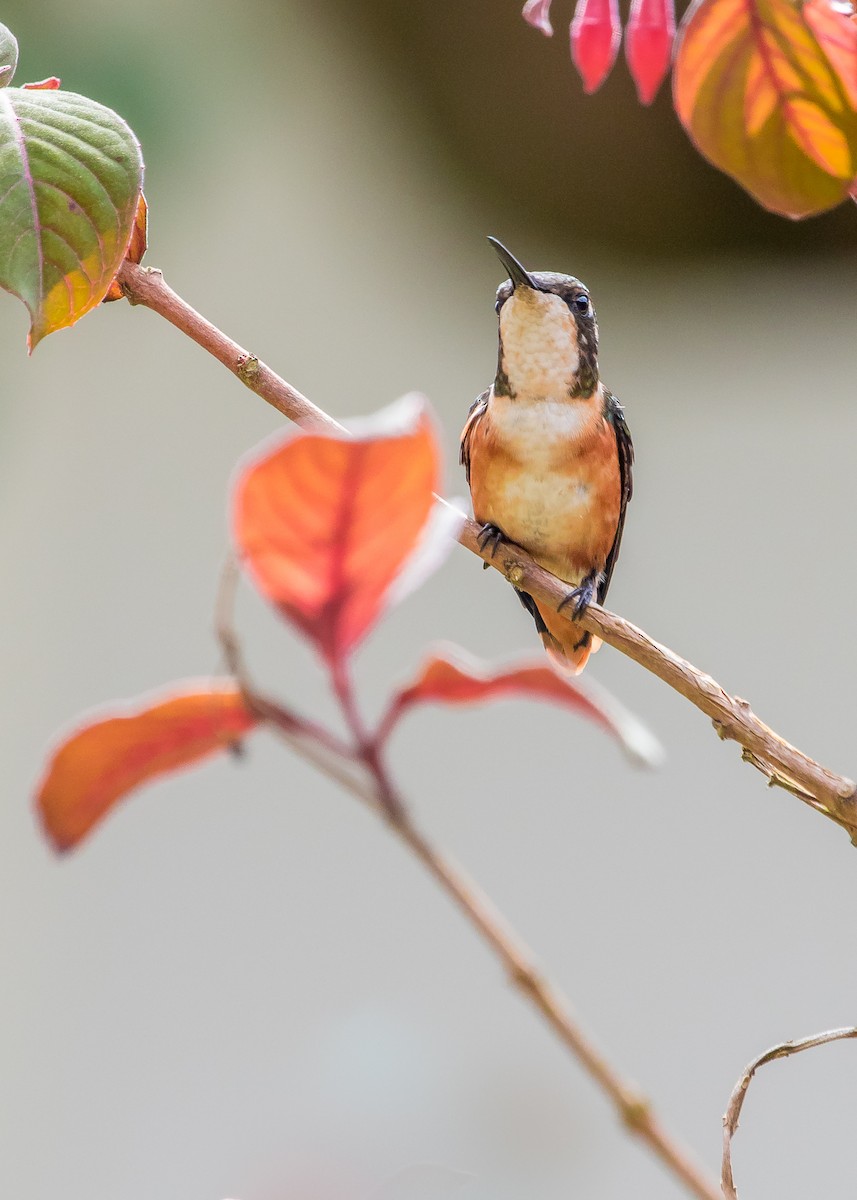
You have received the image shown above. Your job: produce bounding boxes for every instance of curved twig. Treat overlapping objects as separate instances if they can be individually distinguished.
[722,1026,857,1199]
[118,259,857,840]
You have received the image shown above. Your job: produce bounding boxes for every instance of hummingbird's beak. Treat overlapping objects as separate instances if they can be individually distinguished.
[487,236,537,291]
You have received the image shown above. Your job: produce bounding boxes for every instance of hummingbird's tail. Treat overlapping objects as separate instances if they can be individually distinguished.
[515,588,601,675]
[540,626,602,675]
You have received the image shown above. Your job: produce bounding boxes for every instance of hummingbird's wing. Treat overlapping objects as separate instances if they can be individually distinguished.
[599,390,634,605]
[459,389,489,485]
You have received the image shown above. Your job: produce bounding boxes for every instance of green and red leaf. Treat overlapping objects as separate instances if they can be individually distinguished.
[673,0,857,216]
[232,396,446,667]
[379,646,664,767]
[0,22,144,348]
[35,682,257,852]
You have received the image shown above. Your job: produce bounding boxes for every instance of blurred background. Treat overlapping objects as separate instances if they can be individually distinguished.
[2,1,857,1198]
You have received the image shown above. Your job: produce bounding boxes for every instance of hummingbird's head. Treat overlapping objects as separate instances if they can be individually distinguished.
[488,236,599,401]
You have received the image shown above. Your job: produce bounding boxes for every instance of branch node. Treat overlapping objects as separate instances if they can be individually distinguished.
[505,563,525,586]
[509,962,541,992]
[125,264,163,304]
[620,1092,652,1133]
[236,352,261,386]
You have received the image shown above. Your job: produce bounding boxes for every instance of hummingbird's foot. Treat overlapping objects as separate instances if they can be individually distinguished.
[557,571,600,619]
[477,522,505,560]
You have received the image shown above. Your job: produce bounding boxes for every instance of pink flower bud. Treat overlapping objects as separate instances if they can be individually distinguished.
[570,0,621,93]
[522,0,554,36]
[625,0,676,104]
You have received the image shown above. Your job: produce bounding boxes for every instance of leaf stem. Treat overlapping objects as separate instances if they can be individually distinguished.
[330,657,404,820]
[215,556,356,761]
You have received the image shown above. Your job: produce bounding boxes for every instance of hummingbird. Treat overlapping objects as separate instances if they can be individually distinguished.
[460,237,633,674]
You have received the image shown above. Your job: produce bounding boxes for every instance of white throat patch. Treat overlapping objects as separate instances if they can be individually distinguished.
[499,290,580,398]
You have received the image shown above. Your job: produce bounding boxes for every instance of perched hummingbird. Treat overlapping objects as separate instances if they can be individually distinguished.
[461,238,633,674]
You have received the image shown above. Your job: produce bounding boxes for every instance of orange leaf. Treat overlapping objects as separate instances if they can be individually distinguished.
[35,682,257,852]
[380,646,664,767]
[673,0,857,216]
[103,191,148,303]
[232,396,442,666]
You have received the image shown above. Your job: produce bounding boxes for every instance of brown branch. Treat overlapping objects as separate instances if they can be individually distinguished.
[389,809,718,1200]
[460,527,857,839]
[722,1026,857,1199]
[118,259,857,841]
[117,262,343,433]
[213,573,721,1200]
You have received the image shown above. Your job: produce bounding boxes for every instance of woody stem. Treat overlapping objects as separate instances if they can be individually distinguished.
[212,547,719,1198]
[273,661,721,1200]
[119,258,857,841]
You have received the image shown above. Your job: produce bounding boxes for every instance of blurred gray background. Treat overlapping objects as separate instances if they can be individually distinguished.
[2,1,857,1199]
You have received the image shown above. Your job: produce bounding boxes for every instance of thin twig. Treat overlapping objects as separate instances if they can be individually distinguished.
[722,1026,857,1199]
[213,574,721,1200]
[460,527,857,839]
[117,262,342,433]
[215,556,356,762]
[117,259,857,841]
[389,807,719,1200]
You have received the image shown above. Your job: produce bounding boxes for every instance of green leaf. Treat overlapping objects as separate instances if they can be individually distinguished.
[0,72,143,349]
[0,23,17,88]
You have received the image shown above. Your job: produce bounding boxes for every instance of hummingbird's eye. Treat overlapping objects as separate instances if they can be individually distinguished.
[572,294,590,316]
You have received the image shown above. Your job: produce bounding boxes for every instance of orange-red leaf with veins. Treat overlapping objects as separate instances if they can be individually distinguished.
[233,396,441,666]
[673,0,857,216]
[22,76,61,90]
[379,646,664,767]
[35,683,257,852]
[103,192,148,302]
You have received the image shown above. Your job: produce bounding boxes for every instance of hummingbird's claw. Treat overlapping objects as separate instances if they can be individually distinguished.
[477,522,505,560]
[557,571,600,619]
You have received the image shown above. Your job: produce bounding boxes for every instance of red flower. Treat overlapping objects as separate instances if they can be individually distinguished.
[625,0,676,103]
[570,0,621,92]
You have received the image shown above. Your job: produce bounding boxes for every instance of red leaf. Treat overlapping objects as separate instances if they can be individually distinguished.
[570,0,622,92]
[380,646,664,767]
[233,396,442,667]
[625,0,676,103]
[523,0,555,36]
[35,682,257,852]
[673,0,857,216]
[22,76,61,90]
[804,0,857,109]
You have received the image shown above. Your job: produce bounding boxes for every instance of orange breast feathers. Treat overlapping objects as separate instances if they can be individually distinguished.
[462,388,622,672]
